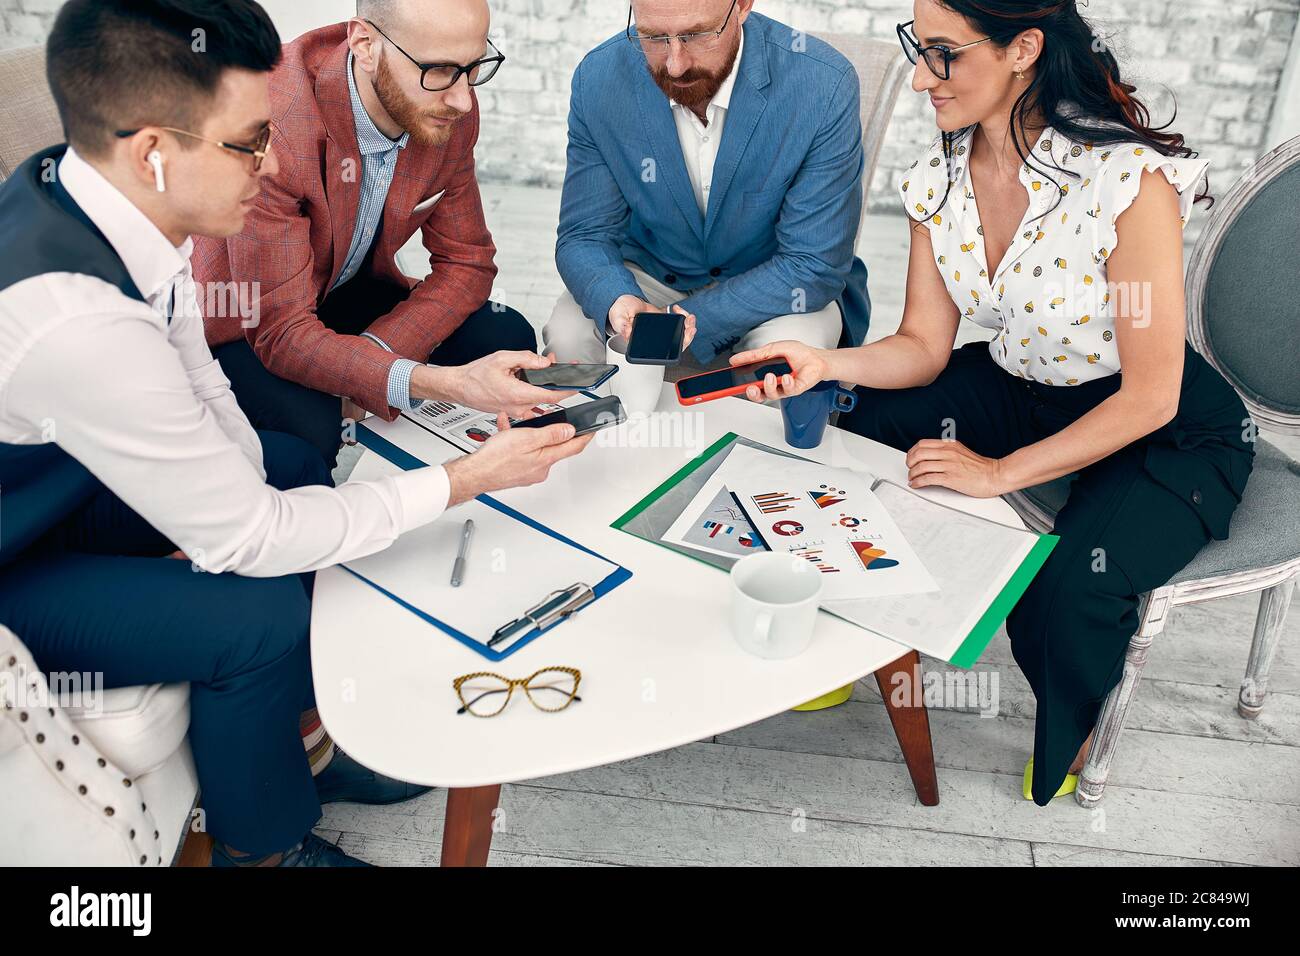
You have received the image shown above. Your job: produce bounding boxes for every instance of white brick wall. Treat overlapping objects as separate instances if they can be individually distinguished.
[4,0,1297,211]
[475,0,1300,209]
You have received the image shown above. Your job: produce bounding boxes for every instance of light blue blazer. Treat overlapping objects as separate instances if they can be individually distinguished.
[555,12,871,364]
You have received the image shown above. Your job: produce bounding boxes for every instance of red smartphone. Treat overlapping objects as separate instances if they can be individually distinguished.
[675,359,795,406]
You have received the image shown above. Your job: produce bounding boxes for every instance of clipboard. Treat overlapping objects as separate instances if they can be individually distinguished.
[346,424,632,661]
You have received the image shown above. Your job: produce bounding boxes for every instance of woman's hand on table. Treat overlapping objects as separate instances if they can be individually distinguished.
[905,439,1008,498]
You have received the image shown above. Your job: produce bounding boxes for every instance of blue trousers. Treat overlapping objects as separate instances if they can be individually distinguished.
[0,430,328,855]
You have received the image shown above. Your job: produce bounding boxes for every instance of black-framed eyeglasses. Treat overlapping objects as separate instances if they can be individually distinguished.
[365,19,505,92]
[626,0,738,58]
[896,19,993,80]
[114,121,274,171]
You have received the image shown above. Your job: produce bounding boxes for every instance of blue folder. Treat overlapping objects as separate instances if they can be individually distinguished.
[343,424,632,662]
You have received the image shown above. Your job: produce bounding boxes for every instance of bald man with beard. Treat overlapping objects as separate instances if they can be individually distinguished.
[194,0,558,471]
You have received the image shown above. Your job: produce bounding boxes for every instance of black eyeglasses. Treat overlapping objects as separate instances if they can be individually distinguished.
[626,0,738,58]
[896,19,993,80]
[114,121,274,171]
[365,19,505,92]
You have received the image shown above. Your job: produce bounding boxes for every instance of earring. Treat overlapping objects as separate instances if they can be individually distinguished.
[1015,69,1026,80]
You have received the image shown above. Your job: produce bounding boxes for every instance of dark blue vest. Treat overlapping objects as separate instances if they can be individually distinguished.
[0,145,147,567]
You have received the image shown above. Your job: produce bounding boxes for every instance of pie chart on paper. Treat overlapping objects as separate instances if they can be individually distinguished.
[851,540,900,570]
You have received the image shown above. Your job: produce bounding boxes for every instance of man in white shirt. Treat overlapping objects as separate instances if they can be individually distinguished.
[544,0,870,368]
[0,0,590,867]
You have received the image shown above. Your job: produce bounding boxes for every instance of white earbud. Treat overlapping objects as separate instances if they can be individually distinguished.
[147,150,166,193]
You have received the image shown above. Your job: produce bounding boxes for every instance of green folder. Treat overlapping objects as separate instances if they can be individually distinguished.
[613,432,1057,668]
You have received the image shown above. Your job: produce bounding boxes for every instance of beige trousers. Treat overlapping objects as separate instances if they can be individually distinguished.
[543,261,843,372]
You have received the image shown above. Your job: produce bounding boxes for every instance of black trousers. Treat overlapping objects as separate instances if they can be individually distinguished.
[839,341,1255,804]
[215,275,537,470]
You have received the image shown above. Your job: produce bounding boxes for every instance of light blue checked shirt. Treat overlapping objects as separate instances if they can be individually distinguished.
[337,53,422,411]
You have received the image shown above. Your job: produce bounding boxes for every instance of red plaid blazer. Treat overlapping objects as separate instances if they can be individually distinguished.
[193,24,497,420]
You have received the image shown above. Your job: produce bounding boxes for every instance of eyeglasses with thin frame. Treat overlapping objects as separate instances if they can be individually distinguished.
[453,667,582,718]
[365,19,505,92]
[626,0,738,58]
[114,121,274,171]
[896,19,993,81]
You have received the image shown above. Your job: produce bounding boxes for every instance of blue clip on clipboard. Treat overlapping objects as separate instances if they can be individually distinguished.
[343,424,632,662]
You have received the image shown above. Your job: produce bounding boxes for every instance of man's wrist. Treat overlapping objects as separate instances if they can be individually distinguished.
[443,454,481,507]
[411,363,460,403]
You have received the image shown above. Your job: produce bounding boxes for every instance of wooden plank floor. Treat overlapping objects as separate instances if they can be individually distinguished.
[324,184,1300,866]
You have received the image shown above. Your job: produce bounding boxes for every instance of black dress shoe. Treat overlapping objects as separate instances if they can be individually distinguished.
[314,748,432,806]
[211,832,372,867]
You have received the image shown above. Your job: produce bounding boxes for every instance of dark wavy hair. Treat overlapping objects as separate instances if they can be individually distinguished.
[917,0,1211,222]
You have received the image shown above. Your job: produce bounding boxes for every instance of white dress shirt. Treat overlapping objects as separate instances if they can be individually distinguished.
[670,30,744,216]
[0,147,450,576]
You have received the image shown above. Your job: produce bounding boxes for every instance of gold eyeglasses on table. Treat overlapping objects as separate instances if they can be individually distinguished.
[453,666,582,717]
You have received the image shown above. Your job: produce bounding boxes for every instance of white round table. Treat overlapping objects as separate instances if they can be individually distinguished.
[312,386,1024,865]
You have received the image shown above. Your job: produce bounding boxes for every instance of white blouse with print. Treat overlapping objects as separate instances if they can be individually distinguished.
[899,126,1210,385]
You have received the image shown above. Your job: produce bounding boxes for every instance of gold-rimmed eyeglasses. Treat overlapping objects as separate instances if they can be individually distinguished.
[626,0,738,58]
[114,121,274,171]
[453,666,582,718]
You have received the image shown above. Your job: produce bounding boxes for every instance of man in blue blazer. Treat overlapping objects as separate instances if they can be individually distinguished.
[545,1,870,367]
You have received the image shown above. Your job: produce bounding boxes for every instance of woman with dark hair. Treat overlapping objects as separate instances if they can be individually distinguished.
[729,0,1255,804]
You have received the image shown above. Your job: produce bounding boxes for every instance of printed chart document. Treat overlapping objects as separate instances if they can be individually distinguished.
[400,396,582,453]
[730,450,937,601]
[621,433,1057,666]
[822,480,1048,663]
[662,474,765,561]
[667,444,938,601]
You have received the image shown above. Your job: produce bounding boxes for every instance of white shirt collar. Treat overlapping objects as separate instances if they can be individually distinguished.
[58,146,192,301]
[670,28,744,118]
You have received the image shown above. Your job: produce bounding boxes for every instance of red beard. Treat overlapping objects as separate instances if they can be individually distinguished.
[647,35,740,116]
[374,52,463,146]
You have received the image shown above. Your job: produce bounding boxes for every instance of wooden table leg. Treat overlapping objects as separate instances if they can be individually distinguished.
[874,650,940,806]
[441,784,501,867]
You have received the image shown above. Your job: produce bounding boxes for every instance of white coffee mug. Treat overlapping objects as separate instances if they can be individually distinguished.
[729,552,824,659]
[605,334,665,415]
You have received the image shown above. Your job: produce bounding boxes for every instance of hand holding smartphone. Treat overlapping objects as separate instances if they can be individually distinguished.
[513,395,627,436]
[626,311,686,365]
[675,359,795,406]
[517,363,618,390]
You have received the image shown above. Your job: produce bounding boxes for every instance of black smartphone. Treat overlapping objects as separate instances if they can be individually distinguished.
[626,311,686,365]
[517,363,618,390]
[675,359,795,405]
[514,396,627,436]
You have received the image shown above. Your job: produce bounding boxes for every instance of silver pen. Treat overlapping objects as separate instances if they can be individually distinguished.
[488,582,596,649]
[449,518,474,587]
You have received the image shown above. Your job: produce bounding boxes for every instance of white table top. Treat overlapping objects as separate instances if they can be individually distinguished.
[311,386,1024,789]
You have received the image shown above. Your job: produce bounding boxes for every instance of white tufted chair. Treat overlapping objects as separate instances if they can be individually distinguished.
[0,627,198,865]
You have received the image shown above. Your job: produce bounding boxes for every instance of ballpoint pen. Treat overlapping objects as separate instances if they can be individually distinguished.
[488,583,595,649]
[450,518,474,587]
